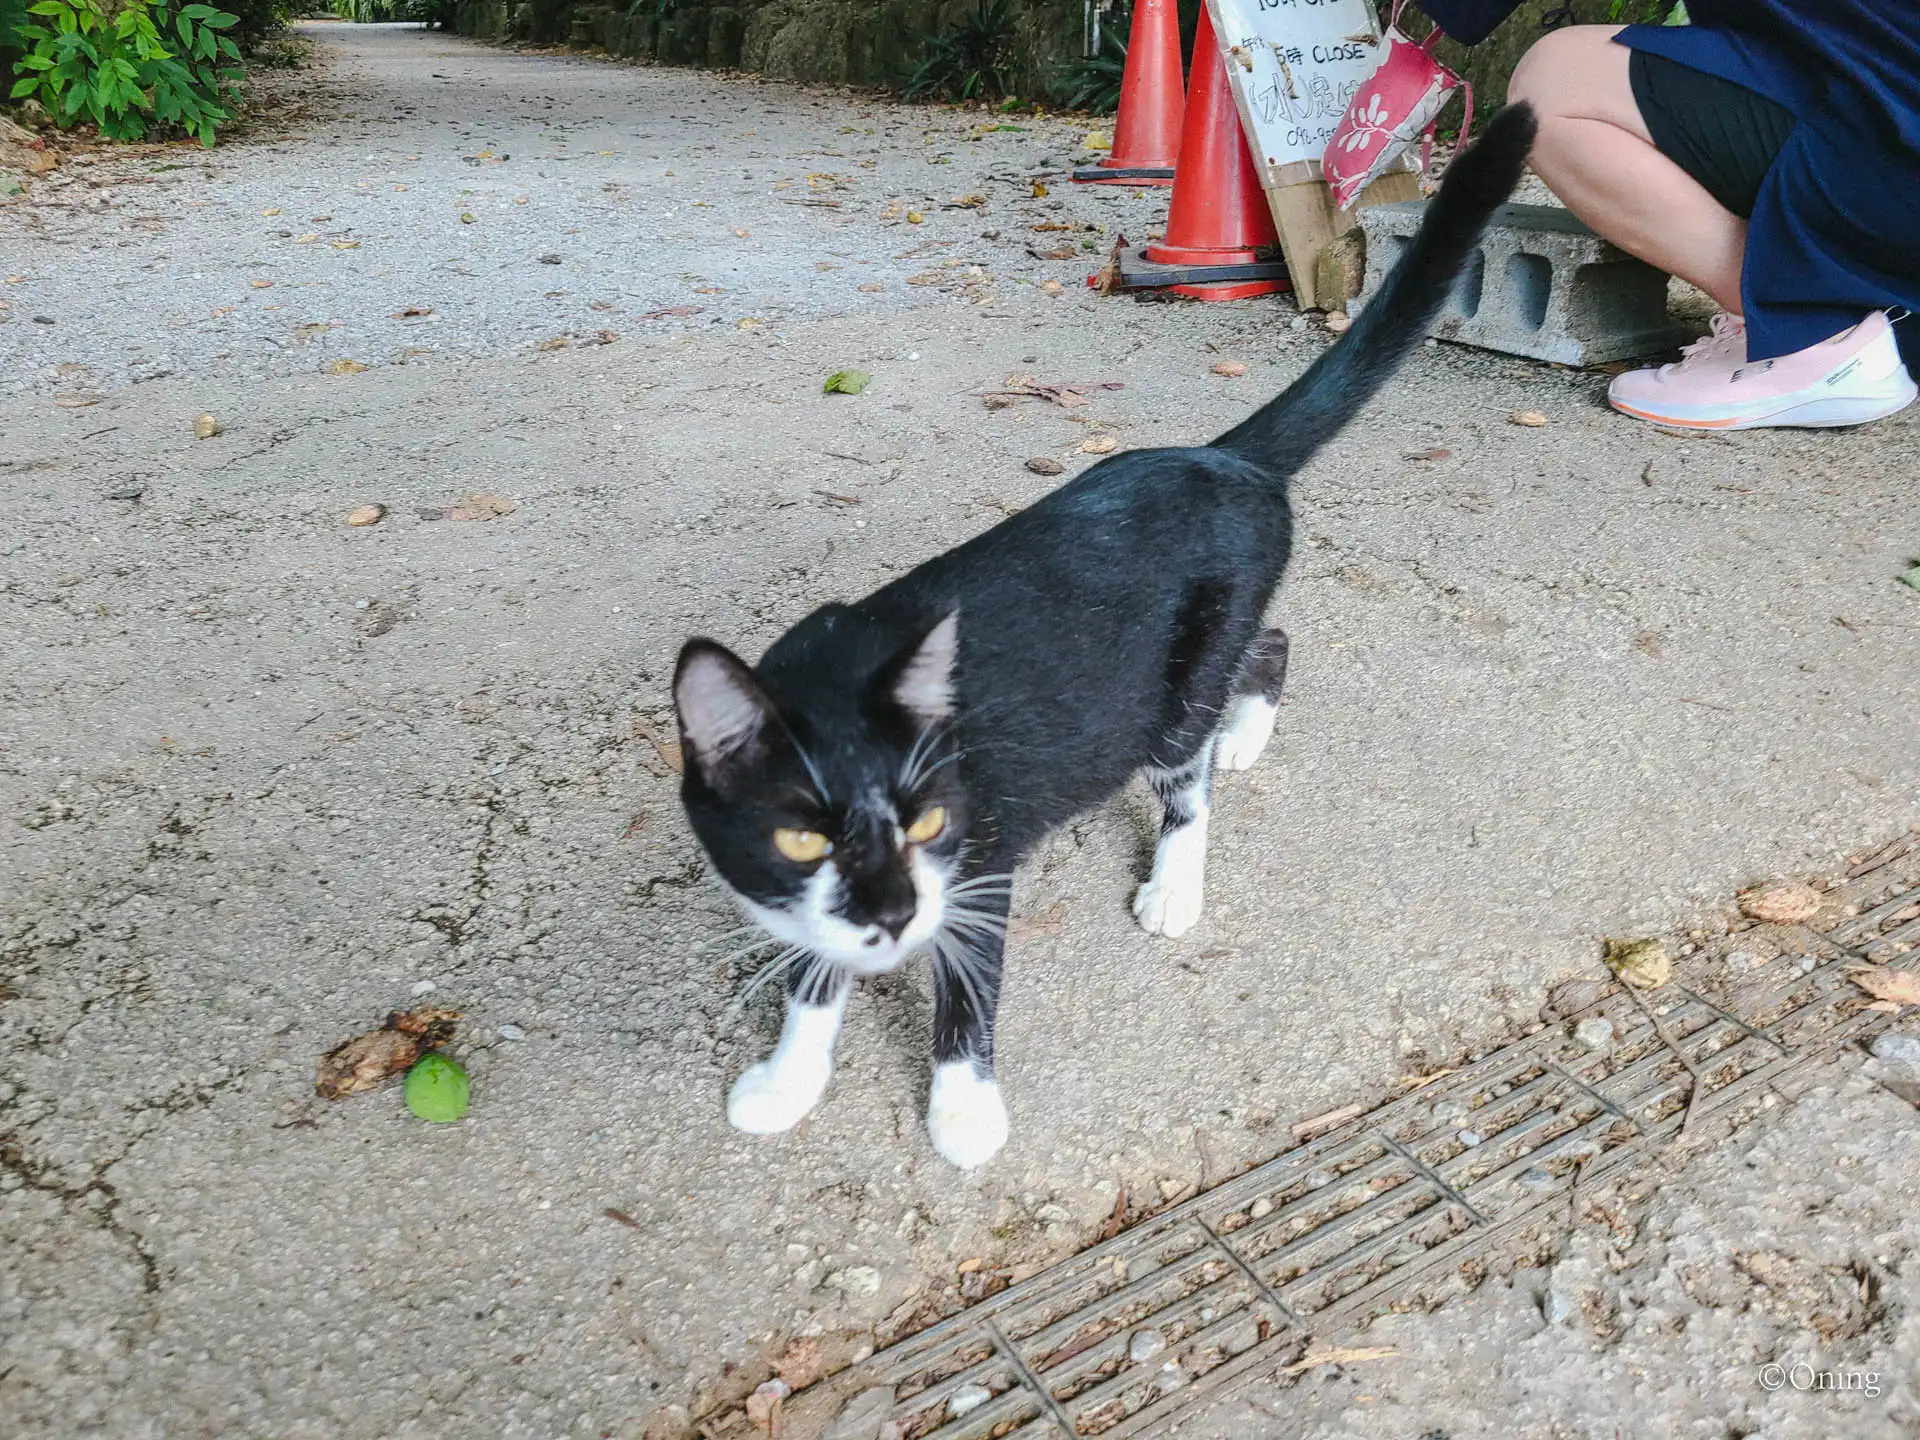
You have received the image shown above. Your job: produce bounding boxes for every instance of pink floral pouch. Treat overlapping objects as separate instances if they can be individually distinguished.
[1324,3,1473,210]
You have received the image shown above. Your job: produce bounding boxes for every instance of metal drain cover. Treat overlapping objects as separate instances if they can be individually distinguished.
[848,840,1918,1440]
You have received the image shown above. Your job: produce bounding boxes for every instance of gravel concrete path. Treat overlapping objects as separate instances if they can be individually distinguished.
[4,22,1919,1440]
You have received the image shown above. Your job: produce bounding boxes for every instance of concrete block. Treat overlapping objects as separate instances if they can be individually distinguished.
[1351,202,1695,365]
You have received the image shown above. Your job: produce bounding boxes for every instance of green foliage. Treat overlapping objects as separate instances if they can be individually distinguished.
[1060,16,1125,114]
[332,0,450,22]
[1605,0,1688,21]
[903,0,1015,104]
[9,0,244,145]
[3,0,32,76]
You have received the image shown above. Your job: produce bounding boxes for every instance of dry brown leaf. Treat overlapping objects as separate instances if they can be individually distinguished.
[315,1007,460,1099]
[326,359,368,375]
[1392,1067,1456,1093]
[535,336,569,352]
[956,1256,984,1274]
[1096,1185,1127,1241]
[733,227,751,238]
[1279,1343,1398,1375]
[392,306,434,319]
[1738,881,1822,925]
[771,1337,824,1390]
[631,716,685,775]
[642,305,703,319]
[856,281,886,293]
[1604,936,1672,989]
[1078,434,1118,455]
[1025,456,1065,476]
[251,279,273,289]
[1037,279,1064,297]
[1405,448,1452,462]
[744,1379,788,1437]
[293,232,319,244]
[1509,410,1550,427]
[1291,1102,1363,1141]
[906,210,924,224]
[346,504,386,527]
[447,493,517,522]
[1031,180,1049,198]
[260,206,281,216]
[1849,966,1920,1007]
[1009,900,1066,942]
[54,394,100,409]
[1031,245,1076,260]
[1212,360,1249,378]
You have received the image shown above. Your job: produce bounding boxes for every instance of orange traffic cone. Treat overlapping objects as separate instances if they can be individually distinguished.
[1072,0,1183,187]
[1140,5,1285,300]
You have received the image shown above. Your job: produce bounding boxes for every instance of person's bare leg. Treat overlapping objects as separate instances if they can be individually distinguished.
[1508,25,1746,313]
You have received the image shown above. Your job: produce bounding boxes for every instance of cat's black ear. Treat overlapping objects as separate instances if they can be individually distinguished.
[885,611,960,727]
[674,640,776,782]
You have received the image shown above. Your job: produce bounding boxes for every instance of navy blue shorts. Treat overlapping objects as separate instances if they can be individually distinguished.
[1628,48,1798,219]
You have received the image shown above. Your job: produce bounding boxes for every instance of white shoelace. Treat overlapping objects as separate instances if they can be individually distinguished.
[1667,313,1747,373]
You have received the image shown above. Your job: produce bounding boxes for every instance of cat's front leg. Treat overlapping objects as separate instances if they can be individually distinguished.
[727,960,847,1134]
[927,898,1012,1168]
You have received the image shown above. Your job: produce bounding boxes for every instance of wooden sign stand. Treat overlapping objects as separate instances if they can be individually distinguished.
[1204,0,1424,311]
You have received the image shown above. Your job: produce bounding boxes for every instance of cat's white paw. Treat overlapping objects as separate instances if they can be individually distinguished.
[1133,874,1204,937]
[727,1058,830,1134]
[927,1062,1009,1168]
[1214,696,1278,772]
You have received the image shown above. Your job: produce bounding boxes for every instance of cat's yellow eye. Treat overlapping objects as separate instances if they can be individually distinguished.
[773,828,832,864]
[904,806,947,844]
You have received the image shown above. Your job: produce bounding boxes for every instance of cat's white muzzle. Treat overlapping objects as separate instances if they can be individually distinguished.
[739,850,950,976]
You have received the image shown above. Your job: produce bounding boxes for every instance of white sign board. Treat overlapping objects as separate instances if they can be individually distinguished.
[1205,0,1394,185]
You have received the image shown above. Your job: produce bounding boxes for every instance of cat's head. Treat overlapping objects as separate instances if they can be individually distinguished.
[672,613,966,975]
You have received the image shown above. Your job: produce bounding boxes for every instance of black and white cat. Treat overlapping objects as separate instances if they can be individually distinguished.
[672,106,1536,1167]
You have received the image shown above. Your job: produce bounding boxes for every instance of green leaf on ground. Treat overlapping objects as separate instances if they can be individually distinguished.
[404,1052,470,1123]
[824,369,872,395]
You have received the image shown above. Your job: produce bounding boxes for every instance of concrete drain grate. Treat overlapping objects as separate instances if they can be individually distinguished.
[857,839,1919,1440]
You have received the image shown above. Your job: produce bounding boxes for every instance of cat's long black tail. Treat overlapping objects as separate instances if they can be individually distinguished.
[1212,102,1537,469]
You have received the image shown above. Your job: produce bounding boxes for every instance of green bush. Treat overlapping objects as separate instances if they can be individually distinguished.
[1059,16,1125,114]
[9,0,244,145]
[332,0,453,24]
[903,0,1015,104]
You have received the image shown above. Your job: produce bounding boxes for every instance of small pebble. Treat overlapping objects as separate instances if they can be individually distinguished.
[1289,313,1308,330]
[829,1265,881,1297]
[498,1023,527,1041]
[1797,955,1818,975]
[410,979,437,995]
[192,412,221,439]
[1431,1098,1466,1123]
[948,1382,992,1416]
[1248,1196,1273,1220]
[346,503,386,527]
[1516,1167,1555,1193]
[1128,1329,1166,1364]
[1457,1129,1482,1148]
[1574,1017,1615,1051]
[1870,1032,1920,1067]
[1305,1168,1333,1190]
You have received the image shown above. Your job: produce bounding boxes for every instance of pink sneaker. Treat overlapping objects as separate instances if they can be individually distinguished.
[1609,310,1917,430]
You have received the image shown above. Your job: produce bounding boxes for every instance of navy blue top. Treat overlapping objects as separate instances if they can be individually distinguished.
[1421,1,1920,368]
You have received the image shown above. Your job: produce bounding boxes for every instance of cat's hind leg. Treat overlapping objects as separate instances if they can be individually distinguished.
[727,959,847,1134]
[1133,732,1217,939]
[1215,627,1290,772]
